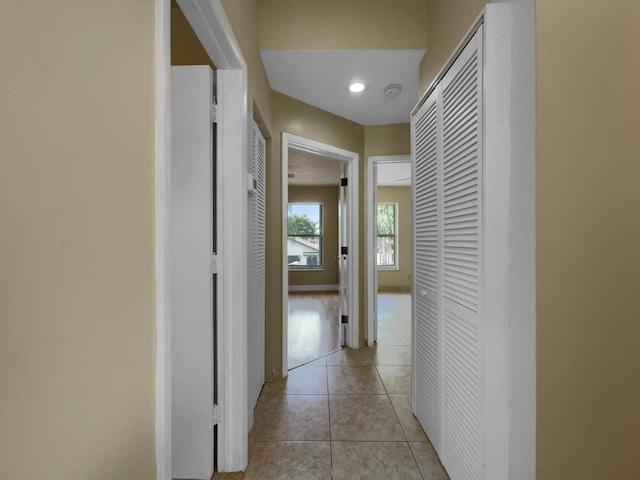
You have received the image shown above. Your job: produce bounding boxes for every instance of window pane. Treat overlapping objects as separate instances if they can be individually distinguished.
[288,204,321,235]
[377,236,395,266]
[287,235,321,266]
[288,203,323,268]
[376,203,397,268]
[376,203,395,235]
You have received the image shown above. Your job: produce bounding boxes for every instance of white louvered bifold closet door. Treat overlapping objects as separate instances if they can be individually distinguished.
[440,26,483,480]
[247,118,266,422]
[412,25,484,480]
[412,87,442,452]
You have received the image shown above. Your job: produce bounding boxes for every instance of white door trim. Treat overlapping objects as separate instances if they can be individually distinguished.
[366,155,411,346]
[154,2,171,478]
[282,133,360,375]
[155,0,249,476]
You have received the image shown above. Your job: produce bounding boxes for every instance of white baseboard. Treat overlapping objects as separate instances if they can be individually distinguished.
[288,284,339,292]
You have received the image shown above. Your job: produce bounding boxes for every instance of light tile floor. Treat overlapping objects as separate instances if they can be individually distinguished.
[214,293,449,479]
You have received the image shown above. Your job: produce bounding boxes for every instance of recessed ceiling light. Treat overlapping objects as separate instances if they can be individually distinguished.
[348,81,366,93]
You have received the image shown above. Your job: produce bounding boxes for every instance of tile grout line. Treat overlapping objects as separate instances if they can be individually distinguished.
[379,353,427,480]
[325,362,334,479]
[388,391,427,480]
[408,441,427,480]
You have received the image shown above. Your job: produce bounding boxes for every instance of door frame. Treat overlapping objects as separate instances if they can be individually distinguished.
[409,5,536,477]
[155,0,249,476]
[281,133,360,375]
[366,155,411,346]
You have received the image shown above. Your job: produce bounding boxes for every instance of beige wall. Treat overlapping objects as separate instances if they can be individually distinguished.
[536,1,640,477]
[220,0,272,133]
[171,3,216,70]
[288,186,340,287]
[377,187,412,291]
[364,124,411,158]
[259,0,428,50]
[420,0,487,95]
[267,91,365,376]
[0,1,156,478]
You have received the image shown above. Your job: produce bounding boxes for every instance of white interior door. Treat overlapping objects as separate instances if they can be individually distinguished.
[171,66,216,480]
[338,163,348,346]
[371,166,379,344]
[247,118,266,428]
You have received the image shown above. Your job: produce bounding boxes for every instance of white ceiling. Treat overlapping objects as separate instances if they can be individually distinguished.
[377,162,412,186]
[261,49,426,126]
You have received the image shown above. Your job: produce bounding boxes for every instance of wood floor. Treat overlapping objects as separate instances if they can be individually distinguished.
[288,292,413,370]
[288,292,340,369]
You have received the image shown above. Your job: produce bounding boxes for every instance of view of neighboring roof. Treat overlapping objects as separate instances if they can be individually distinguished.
[288,236,319,251]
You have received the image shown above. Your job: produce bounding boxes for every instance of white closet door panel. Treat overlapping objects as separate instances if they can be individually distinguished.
[414,99,440,293]
[413,89,442,449]
[439,26,484,480]
[414,296,440,445]
[247,118,266,426]
[443,302,481,480]
[441,28,483,315]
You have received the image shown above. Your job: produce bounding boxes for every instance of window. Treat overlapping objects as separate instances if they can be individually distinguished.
[376,202,397,269]
[287,203,323,269]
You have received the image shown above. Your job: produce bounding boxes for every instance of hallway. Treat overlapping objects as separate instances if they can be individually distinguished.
[216,294,448,479]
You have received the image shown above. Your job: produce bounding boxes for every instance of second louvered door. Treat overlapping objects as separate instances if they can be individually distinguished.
[440,26,483,480]
[413,87,442,452]
[247,118,266,428]
[412,25,484,480]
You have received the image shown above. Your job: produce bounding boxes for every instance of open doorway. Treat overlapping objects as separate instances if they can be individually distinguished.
[287,158,341,368]
[367,155,412,347]
[282,133,359,375]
